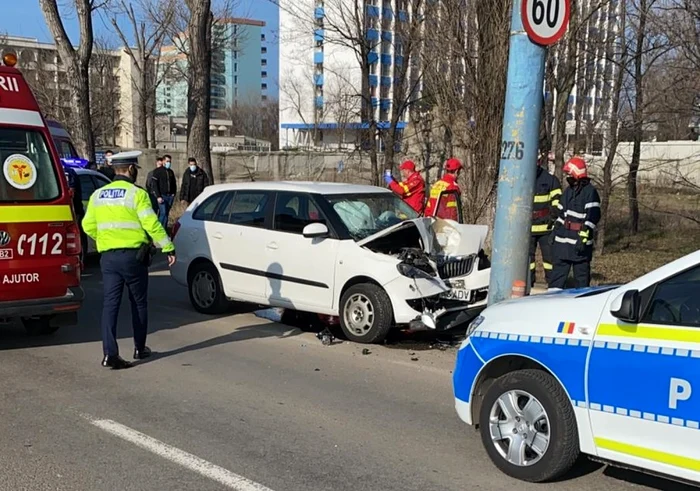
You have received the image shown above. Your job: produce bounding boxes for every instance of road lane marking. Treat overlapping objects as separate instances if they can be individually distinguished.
[88,417,274,491]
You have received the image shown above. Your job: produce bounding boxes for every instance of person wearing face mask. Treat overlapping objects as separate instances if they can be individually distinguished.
[81,151,176,370]
[150,155,178,229]
[98,149,115,180]
[179,157,210,206]
[548,156,601,290]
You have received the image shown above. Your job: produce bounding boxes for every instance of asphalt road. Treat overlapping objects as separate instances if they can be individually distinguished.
[0,259,696,491]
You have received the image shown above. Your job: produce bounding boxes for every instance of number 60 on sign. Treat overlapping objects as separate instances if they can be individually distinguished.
[522,0,571,46]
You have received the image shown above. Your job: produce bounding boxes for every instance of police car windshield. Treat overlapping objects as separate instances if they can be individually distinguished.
[326,193,420,241]
[0,127,60,202]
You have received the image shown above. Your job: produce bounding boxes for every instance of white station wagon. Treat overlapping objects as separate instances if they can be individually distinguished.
[170,181,491,343]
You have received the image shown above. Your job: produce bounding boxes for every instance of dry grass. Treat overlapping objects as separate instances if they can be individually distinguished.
[591,186,700,285]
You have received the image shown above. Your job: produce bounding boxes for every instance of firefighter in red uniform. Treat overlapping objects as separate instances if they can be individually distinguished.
[424,158,462,220]
[384,160,426,213]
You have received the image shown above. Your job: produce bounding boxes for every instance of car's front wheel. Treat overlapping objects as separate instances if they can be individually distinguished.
[339,283,393,344]
[478,369,579,482]
[188,261,230,314]
[22,316,60,336]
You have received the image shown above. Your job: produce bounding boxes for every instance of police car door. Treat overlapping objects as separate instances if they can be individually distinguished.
[587,264,700,483]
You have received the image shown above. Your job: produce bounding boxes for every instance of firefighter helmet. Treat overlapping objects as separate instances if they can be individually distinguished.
[445,158,462,172]
[399,160,416,171]
[563,156,588,179]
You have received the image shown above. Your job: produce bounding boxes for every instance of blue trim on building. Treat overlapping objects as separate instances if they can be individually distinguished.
[380,76,391,87]
[281,122,408,130]
[367,52,379,64]
[314,7,324,18]
[398,10,408,22]
[380,99,391,110]
[313,74,324,86]
[315,96,323,108]
[369,74,378,87]
[382,7,393,18]
[381,31,392,42]
[314,51,324,64]
[366,29,379,41]
[366,5,380,17]
[394,55,404,66]
[314,29,324,42]
[371,97,379,107]
[380,53,392,65]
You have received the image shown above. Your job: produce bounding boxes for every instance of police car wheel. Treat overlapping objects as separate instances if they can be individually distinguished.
[22,316,60,336]
[479,369,579,482]
[339,283,393,344]
[188,262,229,315]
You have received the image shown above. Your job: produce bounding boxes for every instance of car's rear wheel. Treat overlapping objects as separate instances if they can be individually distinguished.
[22,316,60,336]
[188,262,229,314]
[478,369,579,482]
[339,283,393,344]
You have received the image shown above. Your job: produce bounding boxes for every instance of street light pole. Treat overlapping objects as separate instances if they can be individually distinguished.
[487,0,547,305]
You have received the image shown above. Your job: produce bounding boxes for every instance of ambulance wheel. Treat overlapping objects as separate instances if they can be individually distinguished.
[188,261,229,315]
[479,369,579,482]
[339,283,393,344]
[22,316,60,336]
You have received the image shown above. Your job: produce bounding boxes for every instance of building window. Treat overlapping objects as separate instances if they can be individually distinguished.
[234,63,238,72]
[262,83,268,90]
[261,59,267,67]
[234,75,238,84]
[261,34,266,41]
[234,51,238,59]
[262,47,267,54]
[262,95,268,101]
[262,71,267,78]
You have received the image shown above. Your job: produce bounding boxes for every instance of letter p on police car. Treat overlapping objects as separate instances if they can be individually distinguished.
[0,52,85,335]
[452,248,700,486]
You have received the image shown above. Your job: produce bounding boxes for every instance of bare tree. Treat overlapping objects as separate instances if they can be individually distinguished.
[111,0,175,148]
[90,37,122,147]
[39,0,98,161]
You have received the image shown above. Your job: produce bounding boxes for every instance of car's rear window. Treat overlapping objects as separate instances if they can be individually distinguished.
[0,127,61,202]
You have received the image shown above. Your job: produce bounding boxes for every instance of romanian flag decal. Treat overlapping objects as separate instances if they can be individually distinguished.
[557,321,576,334]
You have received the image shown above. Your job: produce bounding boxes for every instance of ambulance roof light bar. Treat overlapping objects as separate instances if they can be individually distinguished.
[3,53,18,67]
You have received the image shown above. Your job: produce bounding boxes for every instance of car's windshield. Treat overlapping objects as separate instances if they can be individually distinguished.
[325,192,420,241]
[0,127,61,202]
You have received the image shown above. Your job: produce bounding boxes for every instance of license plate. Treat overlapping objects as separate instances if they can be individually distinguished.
[441,288,471,302]
[0,249,13,260]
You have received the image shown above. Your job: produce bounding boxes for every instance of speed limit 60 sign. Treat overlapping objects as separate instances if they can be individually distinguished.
[522,0,571,46]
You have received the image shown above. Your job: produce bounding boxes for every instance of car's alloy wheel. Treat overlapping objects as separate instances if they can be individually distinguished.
[488,390,550,467]
[343,293,375,337]
[192,270,217,309]
[338,283,393,344]
[479,369,579,482]
[188,262,230,315]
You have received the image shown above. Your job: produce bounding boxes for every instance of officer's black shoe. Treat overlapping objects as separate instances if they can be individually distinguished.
[102,355,133,370]
[133,346,152,360]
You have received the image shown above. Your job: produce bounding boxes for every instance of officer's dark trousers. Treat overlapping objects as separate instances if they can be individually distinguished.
[101,249,148,357]
[529,233,553,287]
[549,258,591,290]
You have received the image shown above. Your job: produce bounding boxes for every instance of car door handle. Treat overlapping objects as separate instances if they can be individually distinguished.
[212,232,223,240]
[266,242,278,250]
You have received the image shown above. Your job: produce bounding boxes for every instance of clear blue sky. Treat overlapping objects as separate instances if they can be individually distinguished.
[0,0,279,99]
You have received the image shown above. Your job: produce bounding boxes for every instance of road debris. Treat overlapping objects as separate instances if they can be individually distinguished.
[362,348,372,355]
[316,328,335,346]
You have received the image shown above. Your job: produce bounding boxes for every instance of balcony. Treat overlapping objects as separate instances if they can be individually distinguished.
[314,51,324,64]
[314,29,325,42]
[381,54,392,65]
[369,74,378,86]
[381,76,391,87]
[366,29,379,41]
[366,5,380,17]
[314,74,324,86]
[367,52,379,64]
[315,6,324,18]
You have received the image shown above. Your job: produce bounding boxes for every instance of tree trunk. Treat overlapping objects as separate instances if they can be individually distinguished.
[39,0,95,161]
[186,0,214,182]
[628,0,646,234]
[138,67,149,148]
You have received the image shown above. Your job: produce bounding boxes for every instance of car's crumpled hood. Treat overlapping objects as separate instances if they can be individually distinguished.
[357,218,488,257]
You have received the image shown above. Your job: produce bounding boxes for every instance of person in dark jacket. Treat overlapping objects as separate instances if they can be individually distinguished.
[549,156,601,290]
[98,150,115,180]
[64,166,87,257]
[529,151,562,288]
[180,158,210,205]
[150,156,177,229]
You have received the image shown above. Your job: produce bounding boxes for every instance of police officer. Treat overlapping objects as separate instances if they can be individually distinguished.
[82,151,176,369]
[385,160,426,213]
[424,158,462,220]
[530,151,562,287]
[549,156,601,290]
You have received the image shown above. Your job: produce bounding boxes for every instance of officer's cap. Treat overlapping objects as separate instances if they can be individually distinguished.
[109,150,142,168]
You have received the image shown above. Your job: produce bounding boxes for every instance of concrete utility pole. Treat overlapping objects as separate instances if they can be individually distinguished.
[488,0,569,305]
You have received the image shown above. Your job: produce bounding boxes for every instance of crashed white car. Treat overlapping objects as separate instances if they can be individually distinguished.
[170,181,490,343]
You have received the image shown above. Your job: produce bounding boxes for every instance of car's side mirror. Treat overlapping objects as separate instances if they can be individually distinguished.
[611,290,641,324]
[302,222,329,239]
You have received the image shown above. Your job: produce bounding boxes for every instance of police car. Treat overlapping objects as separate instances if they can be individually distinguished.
[453,249,700,485]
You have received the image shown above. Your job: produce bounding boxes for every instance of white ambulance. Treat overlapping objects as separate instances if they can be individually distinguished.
[453,249,700,486]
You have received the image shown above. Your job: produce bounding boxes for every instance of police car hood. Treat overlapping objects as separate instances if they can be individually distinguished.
[357,218,488,257]
[477,285,621,332]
